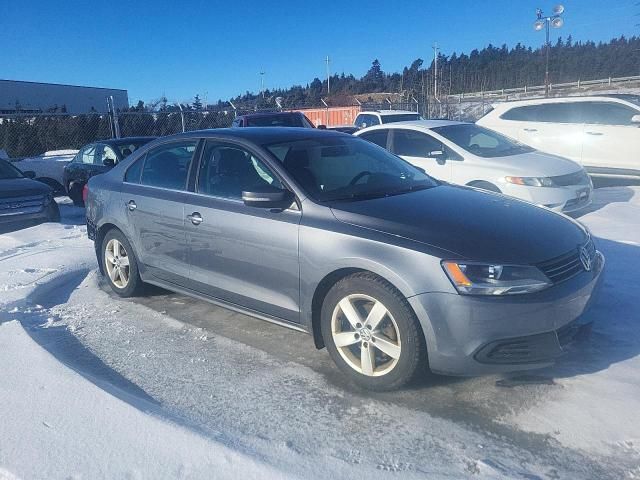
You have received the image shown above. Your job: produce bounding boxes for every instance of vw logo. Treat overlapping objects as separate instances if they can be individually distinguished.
[579,246,592,272]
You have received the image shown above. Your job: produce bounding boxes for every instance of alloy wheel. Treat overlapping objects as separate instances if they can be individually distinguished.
[331,294,401,376]
[104,239,130,289]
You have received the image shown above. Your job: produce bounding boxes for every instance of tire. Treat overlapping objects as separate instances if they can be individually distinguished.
[68,183,85,207]
[468,181,501,193]
[45,201,60,223]
[320,272,427,391]
[101,229,144,297]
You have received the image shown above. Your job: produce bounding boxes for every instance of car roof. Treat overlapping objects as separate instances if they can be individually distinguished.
[360,119,469,131]
[491,95,639,109]
[359,110,421,116]
[102,136,156,146]
[237,111,302,119]
[169,126,350,144]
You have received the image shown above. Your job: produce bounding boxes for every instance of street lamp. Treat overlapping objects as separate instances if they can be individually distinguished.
[534,4,565,97]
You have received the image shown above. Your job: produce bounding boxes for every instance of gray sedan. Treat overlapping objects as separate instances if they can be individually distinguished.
[85,128,604,390]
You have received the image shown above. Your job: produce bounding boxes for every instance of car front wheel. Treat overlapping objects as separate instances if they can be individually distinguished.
[321,273,427,391]
[102,229,143,297]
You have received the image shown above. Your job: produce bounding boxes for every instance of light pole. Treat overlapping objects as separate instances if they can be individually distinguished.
[534,5,565,97]
[260,71,265,99]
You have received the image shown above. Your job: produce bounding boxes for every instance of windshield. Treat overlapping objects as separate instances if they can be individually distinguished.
[247,114,308,128]
[432,123,533,158]
[265,136,437,202]
[0,159,24,180]
[381,113,423,124]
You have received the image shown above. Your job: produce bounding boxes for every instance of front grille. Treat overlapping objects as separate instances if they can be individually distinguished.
[538,236,596,284]
[0,194,45,217]
[551,170,590,186]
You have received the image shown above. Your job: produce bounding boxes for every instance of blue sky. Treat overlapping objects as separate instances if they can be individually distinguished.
[2,0,638,105]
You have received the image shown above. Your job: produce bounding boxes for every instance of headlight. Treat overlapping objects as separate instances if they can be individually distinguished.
[505,176,554,187]
[442,261,551,295]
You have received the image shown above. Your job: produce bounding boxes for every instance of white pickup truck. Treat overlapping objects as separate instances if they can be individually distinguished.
[12,149,78,194]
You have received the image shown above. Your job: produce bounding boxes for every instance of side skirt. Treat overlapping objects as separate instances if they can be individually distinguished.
[143,277,310,335]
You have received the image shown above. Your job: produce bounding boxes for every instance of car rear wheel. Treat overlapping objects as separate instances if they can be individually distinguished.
[102,230,143,297]
[321,273,427,391]
[68,183,85,207]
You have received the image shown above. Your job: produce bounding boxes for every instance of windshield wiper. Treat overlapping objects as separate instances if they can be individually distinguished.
[327,183,435,202]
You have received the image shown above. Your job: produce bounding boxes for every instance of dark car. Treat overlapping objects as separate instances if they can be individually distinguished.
[232,111,316,128]
[64,137,155,206]
[0,159,60,233]
[86,128,603,391]
[328,125,359,134]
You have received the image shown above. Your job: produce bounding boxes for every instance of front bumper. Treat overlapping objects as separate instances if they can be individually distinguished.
[0,205,57,233]
[409,251,604,376]
[501,182,593,213]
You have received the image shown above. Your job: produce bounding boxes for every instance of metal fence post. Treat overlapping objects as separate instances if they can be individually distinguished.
[109,96,121,139]
[177,103,186,133]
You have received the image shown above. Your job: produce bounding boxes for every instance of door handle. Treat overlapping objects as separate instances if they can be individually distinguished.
[523,128,538,132]
[187,212,203,225]
[586,131,603,136]
[127,200,137,211]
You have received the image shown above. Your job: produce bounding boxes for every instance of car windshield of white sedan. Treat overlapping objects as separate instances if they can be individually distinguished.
[266,137,437,202]
[0,159,24,179]
[433,124,534,158]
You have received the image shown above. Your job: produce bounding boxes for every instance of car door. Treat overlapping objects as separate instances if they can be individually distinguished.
[389,128,452,181]
[577,101,640,174]
[512,103,584,164]
[183,139,301,323]
[120,139,199,284]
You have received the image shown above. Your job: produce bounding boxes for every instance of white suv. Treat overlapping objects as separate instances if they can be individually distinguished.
[477,95,640,178]
[354,110,423,129]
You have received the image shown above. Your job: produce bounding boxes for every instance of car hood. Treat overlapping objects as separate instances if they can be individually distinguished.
[329,184,587,264]
[0,178,51,199]
[479,150,582,177]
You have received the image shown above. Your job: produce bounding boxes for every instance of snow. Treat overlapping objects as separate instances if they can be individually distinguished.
[1,189,640,478]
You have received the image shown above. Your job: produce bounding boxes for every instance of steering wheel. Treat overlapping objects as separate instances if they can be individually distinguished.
[349,171,372,186]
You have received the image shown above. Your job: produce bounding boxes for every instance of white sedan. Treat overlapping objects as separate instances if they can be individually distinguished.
[355,120,593,213]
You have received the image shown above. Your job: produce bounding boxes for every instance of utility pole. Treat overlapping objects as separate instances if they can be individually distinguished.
[433,43,439,101]
[260,71,265,99]
[326,56,331,96]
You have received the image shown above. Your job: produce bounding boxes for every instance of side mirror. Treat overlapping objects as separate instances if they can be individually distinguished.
[103,158,116,167]
[632,114,640,124]
[23,170,36,179]
[317,124,327,130]
[242,185,294,209]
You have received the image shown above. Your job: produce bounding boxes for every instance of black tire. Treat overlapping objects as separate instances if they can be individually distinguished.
[68,183,85,207]
[467,181,501,193]
[45,201,60,223]
[320,272,427,391]
[101,229,144,297]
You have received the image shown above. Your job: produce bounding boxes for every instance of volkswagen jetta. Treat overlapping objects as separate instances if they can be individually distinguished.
[85,128,604,390]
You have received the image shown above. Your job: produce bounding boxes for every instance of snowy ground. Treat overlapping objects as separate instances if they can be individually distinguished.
[0,190,639,479]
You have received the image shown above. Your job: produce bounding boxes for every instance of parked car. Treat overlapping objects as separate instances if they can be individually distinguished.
[232,111,316,128]
[0,158,60,233]
[86,128,603,391]
[354,110,423,129]
[477,95,640,178]
[355,120,593,213]
[64,137,155,206]
[13,149,78,195]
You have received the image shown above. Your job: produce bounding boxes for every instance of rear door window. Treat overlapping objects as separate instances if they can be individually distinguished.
[140,140,198,190]
[579,102,639,126]
[502,103,582,123]
[359,129,389,148]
